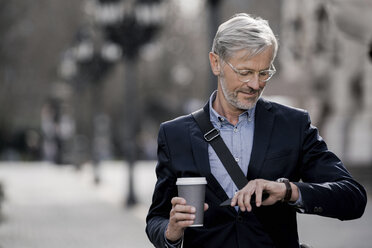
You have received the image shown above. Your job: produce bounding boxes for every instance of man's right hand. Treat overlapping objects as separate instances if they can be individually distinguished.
[165,197,208,242]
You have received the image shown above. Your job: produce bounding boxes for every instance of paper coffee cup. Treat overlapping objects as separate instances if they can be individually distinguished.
[176,177,207,227]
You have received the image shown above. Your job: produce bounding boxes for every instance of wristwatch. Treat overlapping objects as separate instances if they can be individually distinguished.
[276,178,292,202]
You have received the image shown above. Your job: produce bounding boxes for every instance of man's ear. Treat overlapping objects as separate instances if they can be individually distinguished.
[209,52,220,76]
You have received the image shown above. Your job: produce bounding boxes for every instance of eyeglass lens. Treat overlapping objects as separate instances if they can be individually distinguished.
[238,70,273,82]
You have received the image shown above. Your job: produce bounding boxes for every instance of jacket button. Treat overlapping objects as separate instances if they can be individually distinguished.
[237,216,243,222]
[314,207,323,213]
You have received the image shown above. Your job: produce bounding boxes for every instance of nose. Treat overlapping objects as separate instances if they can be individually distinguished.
[246,76,261,90]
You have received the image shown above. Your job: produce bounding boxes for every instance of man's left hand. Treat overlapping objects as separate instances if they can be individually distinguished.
[230,179,299,212]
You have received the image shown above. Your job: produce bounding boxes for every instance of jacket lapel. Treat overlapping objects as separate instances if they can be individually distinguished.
[248,98,275,179]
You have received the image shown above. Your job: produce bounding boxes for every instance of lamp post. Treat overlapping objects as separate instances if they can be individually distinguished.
[207,0,222,95]
[94,0,165,207]
[59,27,120,181]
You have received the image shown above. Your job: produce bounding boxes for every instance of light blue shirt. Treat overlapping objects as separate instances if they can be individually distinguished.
[208,91,256,199]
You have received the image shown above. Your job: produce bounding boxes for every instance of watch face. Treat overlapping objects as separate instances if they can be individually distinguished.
[277,178,288,183]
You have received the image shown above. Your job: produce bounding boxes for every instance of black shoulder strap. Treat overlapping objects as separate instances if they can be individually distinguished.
[192,108,248,190]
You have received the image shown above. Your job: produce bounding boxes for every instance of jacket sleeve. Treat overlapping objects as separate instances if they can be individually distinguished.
[146,124,178,247]
[294,111,367,220]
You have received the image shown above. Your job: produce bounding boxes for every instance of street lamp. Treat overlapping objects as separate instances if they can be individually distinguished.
[207,0,222,95]
[93,0,166,207]
[59,26,120,180]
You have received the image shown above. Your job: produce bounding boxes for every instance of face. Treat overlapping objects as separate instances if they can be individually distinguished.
[215,48,273,111]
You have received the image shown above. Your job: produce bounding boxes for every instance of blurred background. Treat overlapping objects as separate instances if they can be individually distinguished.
[0,0,371,247]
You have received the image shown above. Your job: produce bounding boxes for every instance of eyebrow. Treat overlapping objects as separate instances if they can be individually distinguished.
[231,61,271,71]
[237,66,271,72]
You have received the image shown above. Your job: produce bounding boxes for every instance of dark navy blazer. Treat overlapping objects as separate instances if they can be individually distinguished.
[146,98,367,248]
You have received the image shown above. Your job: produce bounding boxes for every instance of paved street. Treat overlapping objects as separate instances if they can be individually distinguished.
[298,167,372,248]
[0,161,371,248]
[0,161,155,248]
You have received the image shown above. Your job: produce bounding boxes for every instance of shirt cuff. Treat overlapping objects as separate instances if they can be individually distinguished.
[164,230,183,248]
[288,188,305,212]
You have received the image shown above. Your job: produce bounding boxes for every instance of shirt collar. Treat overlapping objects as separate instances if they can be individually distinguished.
[209,91,256,126]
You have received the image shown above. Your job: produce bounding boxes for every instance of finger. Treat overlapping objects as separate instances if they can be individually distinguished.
[172,212,196,223]
[238,192,246,211]
[204,203,209,211]
[174,204,196,214]
[243,192,253,212]
[255,184,264,207]
[171,197,186,206]
[174,220,195,228]
[231,192,238,206]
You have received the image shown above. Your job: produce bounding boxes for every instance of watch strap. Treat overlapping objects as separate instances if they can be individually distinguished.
[277,178,292,202]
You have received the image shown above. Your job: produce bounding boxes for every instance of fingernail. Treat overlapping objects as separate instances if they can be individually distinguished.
[191,207,196,212]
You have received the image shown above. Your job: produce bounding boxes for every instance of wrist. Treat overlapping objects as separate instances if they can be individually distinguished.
[276,178,292,202]
[165,227,182,243]
[166,237,182,245]
[165,235,182,248]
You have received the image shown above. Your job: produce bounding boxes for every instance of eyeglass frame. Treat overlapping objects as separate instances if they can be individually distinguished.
[222,58,276,83]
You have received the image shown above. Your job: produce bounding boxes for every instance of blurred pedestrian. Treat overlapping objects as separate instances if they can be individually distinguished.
[41,101,59,163]
[146,13,367,248]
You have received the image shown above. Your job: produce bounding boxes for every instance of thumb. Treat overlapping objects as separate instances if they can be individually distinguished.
[204,203,209,211]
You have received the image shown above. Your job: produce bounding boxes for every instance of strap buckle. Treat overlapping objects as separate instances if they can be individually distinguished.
[204,128,220,142]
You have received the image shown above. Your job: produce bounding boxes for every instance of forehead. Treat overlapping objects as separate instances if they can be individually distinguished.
[229,48,273,69]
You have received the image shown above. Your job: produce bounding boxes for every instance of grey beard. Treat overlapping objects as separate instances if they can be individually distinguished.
[220,76,260,110]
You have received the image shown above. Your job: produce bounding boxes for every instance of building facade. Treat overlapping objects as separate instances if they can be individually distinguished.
[280,0,372,166]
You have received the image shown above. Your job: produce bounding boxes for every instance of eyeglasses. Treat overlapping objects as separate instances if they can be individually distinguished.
[224,60,276,83]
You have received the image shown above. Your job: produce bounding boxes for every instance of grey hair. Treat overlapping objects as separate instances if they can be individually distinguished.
[212,13,278,62]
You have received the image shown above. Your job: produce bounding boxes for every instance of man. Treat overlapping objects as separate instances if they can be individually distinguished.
[146,13,367,248]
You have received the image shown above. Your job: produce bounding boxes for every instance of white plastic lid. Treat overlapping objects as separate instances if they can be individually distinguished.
[176,177,207,185]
